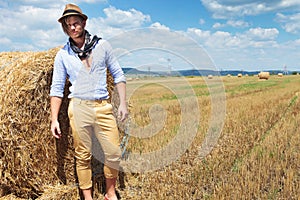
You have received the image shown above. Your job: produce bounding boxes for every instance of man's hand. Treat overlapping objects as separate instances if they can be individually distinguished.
[50,96,63,139]
[118,103,128,122]
[51,120,62,139]
[115,82,128,122]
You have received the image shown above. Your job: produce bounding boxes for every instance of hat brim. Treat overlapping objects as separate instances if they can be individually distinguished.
[58,13,88,23]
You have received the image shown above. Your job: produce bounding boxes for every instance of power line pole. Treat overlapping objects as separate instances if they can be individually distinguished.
[167,58,171,76]
[283,65,288,75]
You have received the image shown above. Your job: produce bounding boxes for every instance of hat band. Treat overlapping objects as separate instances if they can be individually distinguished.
[63,9,82,15]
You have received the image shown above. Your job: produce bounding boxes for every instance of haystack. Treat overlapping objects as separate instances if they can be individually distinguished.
[258,71,270,80]
[0,48,124,199]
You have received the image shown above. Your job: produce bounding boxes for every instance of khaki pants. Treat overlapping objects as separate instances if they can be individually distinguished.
[68,98,121,189]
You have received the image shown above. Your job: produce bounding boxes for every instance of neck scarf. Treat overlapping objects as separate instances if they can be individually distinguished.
[69,30,101,59]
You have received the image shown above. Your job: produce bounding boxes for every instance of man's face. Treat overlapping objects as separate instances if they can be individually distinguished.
[65,16,86,39]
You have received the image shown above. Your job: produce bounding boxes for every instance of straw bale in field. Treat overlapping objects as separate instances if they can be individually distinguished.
[258,71,270,80]
[207,75,213,79]
[36,185,78,200]
[237,73,242,77]
[278,73,283,77]
[0,48,125,199]
[227,74,231,77]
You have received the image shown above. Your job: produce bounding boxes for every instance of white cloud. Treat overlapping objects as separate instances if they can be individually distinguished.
[7,0,64,8]
[201,0,300,18]
[106,23,288,70]
[86,6,152,39]
[213,22,224,29]
[86,16,123,39]
[295,39,300,45]
[103,6,151,28]
[150,22,170,31]
[187,28,211,40]
[0,3,151,51]
[0,4,63,51]
[276,12,300,33]
[0,1,8,7]
[201,0,262,18]
[277,0,300,9]
[9,0,107,7]
[227,20,249,28]
[206,31,238,48]
[212,20,249,29]
[185,25,290,70]
[199,18,205,25]
[246,27,279,40]
[0,38,11,46]
[76,0,108,3]
[113,47,132,57]
[187,28,249,50]
[188,26,279,50]
[107,28,215,70]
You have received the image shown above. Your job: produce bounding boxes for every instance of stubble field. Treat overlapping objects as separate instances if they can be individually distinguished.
[117,75,300,199]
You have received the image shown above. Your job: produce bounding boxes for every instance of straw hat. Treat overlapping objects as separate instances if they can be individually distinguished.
[58,3,88,23]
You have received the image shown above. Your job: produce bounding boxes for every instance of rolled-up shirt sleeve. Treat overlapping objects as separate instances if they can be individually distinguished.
[50,51,67,98]
[104,41,126,84]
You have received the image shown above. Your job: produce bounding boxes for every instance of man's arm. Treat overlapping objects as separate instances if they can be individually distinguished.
[115,82,128,122]
[50,96,63,139]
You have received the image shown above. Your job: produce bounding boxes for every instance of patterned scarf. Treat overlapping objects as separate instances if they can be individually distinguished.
[69,30,101,59]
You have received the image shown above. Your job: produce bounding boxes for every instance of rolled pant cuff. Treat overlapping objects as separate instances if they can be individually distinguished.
[79,181,93,190]
[104,165,119,179]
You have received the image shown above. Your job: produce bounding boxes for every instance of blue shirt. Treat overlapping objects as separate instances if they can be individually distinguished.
[50,39,126,100]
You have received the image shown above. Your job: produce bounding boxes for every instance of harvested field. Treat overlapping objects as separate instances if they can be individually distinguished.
[1,49,300,199]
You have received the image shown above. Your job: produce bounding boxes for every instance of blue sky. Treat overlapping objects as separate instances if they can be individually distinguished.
[0,0,300,71]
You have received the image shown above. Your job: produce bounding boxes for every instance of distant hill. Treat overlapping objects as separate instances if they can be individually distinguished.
[122,67,295,77]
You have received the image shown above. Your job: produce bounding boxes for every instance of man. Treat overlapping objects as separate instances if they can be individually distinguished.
[50,4,127,200]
